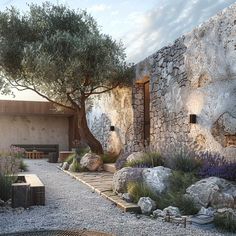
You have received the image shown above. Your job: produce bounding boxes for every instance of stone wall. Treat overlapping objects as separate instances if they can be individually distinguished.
[0,115,69,151]
[135,3,236,159]
[88,3,236,159]
[87,87,133,155]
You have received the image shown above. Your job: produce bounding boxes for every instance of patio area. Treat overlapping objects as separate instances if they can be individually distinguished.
[0,159,226,236]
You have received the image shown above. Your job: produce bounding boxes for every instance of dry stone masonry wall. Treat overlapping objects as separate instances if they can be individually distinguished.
[88,3,236,159]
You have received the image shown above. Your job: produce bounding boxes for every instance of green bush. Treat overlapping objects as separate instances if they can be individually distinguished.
[125,152,163,168]
[214,212,236,233]
[163,145,201,173]
[156,192,199,215]
[102,153,117,163]
[70,159,83,172]
[155,171,199,215]
[127,181,157,203]
[19,159,28,171]
[0,175,17,201]
[65,153,76,165]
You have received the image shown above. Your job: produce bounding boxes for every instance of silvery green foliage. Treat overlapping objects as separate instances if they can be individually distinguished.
[0,2,133,108]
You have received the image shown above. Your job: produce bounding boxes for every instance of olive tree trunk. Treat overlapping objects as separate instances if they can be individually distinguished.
[76,102,104,155]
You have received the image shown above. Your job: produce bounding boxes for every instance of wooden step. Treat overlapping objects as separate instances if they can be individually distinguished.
[103,163,116,173]
[59,167,140,213]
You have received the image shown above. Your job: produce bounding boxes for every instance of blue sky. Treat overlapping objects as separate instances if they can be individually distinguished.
[0,0,235,100]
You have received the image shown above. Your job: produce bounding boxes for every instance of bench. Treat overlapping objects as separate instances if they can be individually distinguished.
[12,174,45,208]
[12,144,59,161]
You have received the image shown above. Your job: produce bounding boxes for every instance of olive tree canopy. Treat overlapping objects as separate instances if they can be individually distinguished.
[0,2,133,154]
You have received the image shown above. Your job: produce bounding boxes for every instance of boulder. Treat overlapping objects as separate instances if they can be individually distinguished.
[163,206,181,217]
[62,162,69,170]
[153,209,164,218]
[142,166,172,195]
[112,167,143,193]
[198,207,216,217]
[126,152,145,162]
[186,177,236,209]
[80,153,103,171]
[138,197,156,215]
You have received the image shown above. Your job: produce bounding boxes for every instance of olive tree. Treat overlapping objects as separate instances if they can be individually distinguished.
[0,3,133,154]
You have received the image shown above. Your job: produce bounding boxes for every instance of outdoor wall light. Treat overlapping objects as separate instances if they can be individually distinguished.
[189,114,197,124]
[110,126,115,131]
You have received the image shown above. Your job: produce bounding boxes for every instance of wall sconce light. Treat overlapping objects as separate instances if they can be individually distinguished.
[189,114,197,124]
[110,126,115,131]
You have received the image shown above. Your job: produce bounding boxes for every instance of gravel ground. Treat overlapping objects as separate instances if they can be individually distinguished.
[0,159,231,236]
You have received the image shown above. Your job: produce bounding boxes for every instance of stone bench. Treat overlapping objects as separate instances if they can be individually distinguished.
[12,174,45,208]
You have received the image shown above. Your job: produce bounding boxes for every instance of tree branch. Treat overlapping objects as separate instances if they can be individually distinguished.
[7,79,75,111]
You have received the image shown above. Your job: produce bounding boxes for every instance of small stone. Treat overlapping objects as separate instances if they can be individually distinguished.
[62,162,69,170]
[122,193,133,203]
[198,207,216,217]
[163,206,181,217]
[153,209,164,218]
[138,197,156,215]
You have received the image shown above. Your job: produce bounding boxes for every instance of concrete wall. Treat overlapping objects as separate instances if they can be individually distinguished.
[87,3,236,159]
[0,115,69,151]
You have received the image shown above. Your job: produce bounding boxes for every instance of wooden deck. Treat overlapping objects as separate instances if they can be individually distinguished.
[60,169,140,213]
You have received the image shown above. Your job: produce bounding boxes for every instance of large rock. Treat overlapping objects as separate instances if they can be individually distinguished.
[112,167,143,193]
[142,166,172,195]
[126,152,145,162]
[80,153,103,171]
[186,177,236,209]
[138,197,156,215]
[163,206,181,217]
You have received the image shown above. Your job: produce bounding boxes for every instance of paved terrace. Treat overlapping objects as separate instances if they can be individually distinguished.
[0,159,227,236]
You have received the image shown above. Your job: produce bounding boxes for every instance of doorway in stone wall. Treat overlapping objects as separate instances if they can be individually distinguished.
[144,81,150,146]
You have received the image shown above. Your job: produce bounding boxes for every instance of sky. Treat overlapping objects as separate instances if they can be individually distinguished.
[0,0,235,100]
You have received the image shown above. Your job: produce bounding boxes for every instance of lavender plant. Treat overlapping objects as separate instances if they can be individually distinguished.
[198,152,236,181]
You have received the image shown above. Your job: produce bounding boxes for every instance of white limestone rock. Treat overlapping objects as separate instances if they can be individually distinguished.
[112,167,143,193]
[80,153,103,171]
[198,207,216,217]
[186,177,236,209]
[142,166,172,195]
[153,209,164,218]
[163,206,181,217]
[126,152,145,163]
[138,197,156,215]
[62,162,69,170]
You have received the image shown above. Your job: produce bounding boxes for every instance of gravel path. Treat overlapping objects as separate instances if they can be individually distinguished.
[0,159,230,236]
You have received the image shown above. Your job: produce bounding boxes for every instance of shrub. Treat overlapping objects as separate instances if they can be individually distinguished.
[10,145,26,158]
[0,156,20,201]
[156,171,200,215]
[198,152,236,181]
[115,152,131,170]
[163,143,201,173]
[125,152,163,168]
[214,212,236,233]
[65,153,76,165]
[156,192,199,215]
[0,175,16,201]
[127,181,157,203]
[19,159,28,171]
[70,159,83,172]
[102,153,118,164]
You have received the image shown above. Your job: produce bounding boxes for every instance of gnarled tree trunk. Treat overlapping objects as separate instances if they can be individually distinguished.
[76,101,104,155]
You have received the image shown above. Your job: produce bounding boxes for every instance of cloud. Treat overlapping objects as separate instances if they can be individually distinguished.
[88,3,111,13]
[123,0,236,63]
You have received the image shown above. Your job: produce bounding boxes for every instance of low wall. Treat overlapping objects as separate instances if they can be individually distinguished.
[0,115,69,151]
